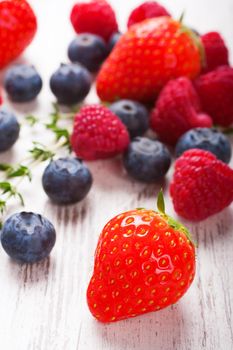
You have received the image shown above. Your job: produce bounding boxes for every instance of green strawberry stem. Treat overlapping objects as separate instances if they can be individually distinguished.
[178,11,185,24]
[157,189,194,245]
[157,189,165,214]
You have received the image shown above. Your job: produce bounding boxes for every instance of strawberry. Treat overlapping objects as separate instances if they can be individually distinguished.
[170,149,233,221]
[0,0,37,69]
[96,17,202,103]
[87,191,196,323]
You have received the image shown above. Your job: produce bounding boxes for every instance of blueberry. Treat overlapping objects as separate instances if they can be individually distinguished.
[68,34,107,72]
[123,137,171,182]
[50,63,91,105]
[175,128,232,163]
[1,212,56,263]
[109,100,149,138]
[107,32,122,53]
[4,64,42,102]
[42,157,93,205]
[0,108,20,152]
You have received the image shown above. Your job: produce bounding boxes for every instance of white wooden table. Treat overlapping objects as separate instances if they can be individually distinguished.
[0,1,232,349]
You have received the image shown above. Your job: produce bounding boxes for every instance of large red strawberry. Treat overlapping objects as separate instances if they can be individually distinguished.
[170,149,233,221]
[87,191,195,323]
[96,17,202,102]
[0,0,37,69]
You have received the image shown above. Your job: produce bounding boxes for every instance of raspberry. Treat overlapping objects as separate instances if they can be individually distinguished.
[201,32,229,73]
[170,149,233,221]
[71,105,130,160]
[70,0,118,41]
[127,1,170,28]
[195,66,233,126]
[150,77,212,145]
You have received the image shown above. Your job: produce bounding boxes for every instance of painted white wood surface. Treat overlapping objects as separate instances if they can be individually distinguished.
[0,1,233,349]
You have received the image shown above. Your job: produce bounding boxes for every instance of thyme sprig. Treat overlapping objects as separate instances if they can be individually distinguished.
[0,103,74,226]
[45,103,75,148]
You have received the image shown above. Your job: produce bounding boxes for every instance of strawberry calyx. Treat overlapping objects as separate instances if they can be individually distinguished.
[157,189,194,244]
[178,24,206,69]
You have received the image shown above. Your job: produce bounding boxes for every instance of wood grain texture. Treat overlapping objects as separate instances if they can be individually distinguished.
[0,1,233,349]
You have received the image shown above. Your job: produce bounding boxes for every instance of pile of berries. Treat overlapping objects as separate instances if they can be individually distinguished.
[66,0,232,224]
[0,0,233,324]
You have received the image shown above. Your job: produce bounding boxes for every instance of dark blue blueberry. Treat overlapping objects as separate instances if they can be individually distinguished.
[107,32,122,53]
[109,99,149,138]
[1,212,56,263]
[4,64,42,102]
[0,108,20,152]
[68,34,107,72]
[123,137,171,182]
[50,63,92,105]
[175,128,232,163]
[42,157,93,205]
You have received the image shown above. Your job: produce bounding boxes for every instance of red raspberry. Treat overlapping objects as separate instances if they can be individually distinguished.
[71,105,130,160]
[150,77,212,145]
[195,66,233,126]
[127,1,170,28]
[201,32,229,73]
[70,0,118,41]
[170,149,233,221]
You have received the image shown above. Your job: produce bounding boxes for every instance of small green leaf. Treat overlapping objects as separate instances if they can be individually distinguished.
[0,163,14,172]
[0,182,13,194]
[46,116,58,129]
[46,103,60,129]
[25,115,39,126]
[51,127,70,142]
[52,102,59,115]
[8,165,32,181]
[157,189,165,214]
[29,142,55,161]
[17,192,24,206]
[0,200,6,214]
